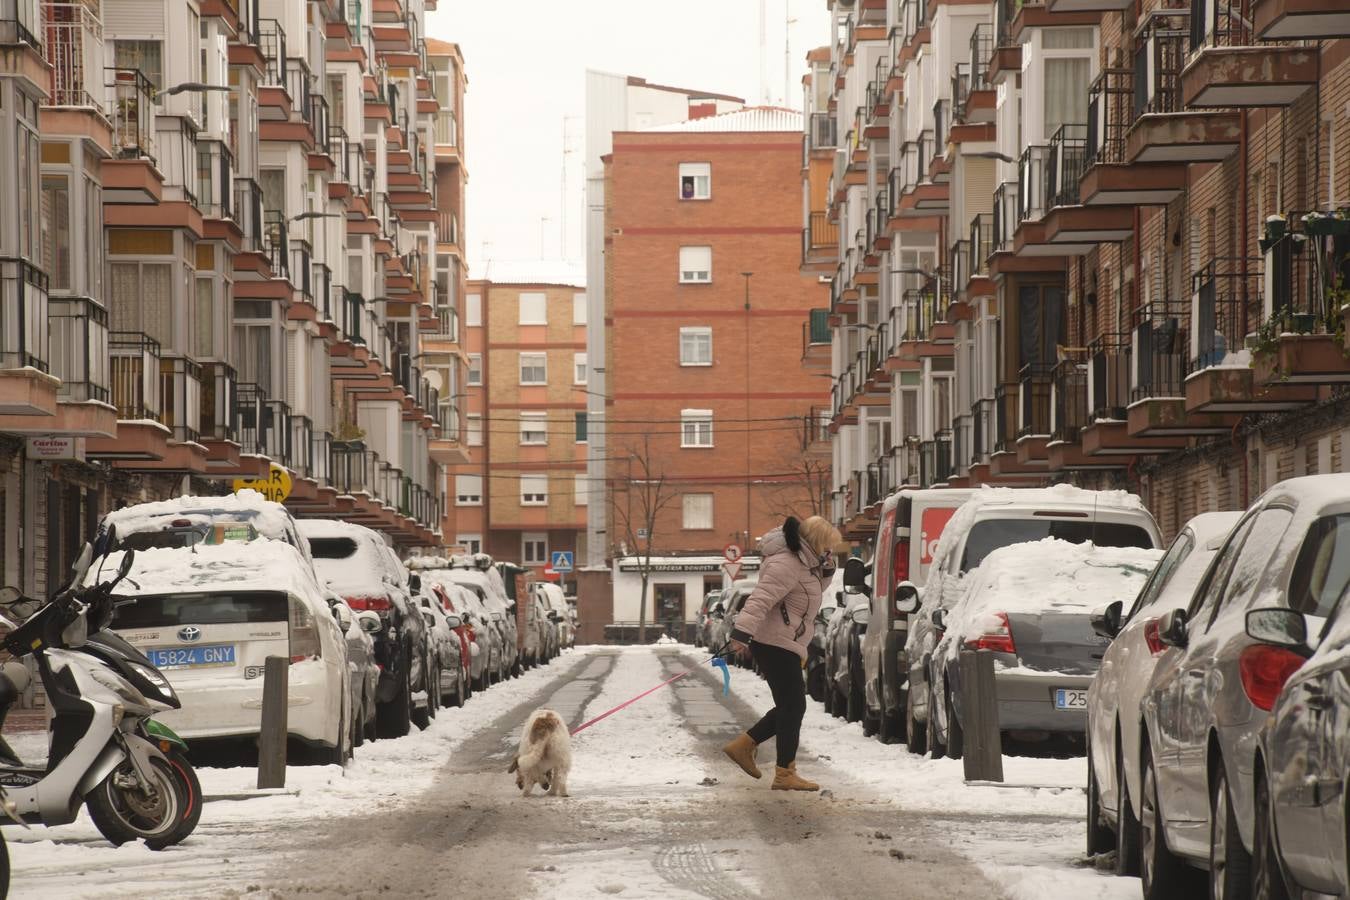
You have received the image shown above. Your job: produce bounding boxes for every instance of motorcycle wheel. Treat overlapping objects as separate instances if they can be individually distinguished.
[87,756,184,850]
[159,749,203,848]
[0,828,8,898]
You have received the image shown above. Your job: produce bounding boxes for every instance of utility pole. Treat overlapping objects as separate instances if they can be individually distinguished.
[742,271,753,547]
[785,6,798,107]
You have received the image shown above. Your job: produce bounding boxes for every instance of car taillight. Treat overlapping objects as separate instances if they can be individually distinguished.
[1238,644,1305,711]
[289,596,322,663]
[345,595,392,613]
[1143,619,1167,655]
[965,611,1016,654]
[893,539,910,586]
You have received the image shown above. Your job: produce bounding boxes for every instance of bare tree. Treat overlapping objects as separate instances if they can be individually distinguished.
[611,434,681,643]
[758,437,832,522]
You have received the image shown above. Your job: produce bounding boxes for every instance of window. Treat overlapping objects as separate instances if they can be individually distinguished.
[520,413,547,445]
[575,412,588,443]
[521,474,548,506]
[114,40,163,89]
[112,261,174,346]
[523,533,548,565]
[456,534,482,555]
[195,277,215,359]
[467,353,482,386]
[1044,57,1091,138]
[683,494,714,530]
[466,414,482,446]
[1127,531,1195,620]
[574,474,589,506]
[519,291,547,325]
[681,409,714,448]
[574,352,587,384]
[679,162,711,200]
[455,474,482,506]
[519,352,547,385]
[679,246,712,283]
[1204,507,1293,630]
[573,292,587,325]
[466,292,481,326]
[679,327,713,366]
[1287,514,1350,618]
[41,174,70,291]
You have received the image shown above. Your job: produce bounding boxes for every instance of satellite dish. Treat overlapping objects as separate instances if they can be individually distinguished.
[424,369,443,391]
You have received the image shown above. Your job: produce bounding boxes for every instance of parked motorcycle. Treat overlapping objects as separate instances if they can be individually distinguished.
[0,544,200,850]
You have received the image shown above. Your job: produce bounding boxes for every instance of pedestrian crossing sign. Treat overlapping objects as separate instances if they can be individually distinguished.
[551,551,574,572]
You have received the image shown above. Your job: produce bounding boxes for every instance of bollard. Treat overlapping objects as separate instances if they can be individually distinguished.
[959,649,1004,783]
[257,656,288,789]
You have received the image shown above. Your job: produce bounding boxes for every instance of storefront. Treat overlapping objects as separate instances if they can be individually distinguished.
[609,555,762,640]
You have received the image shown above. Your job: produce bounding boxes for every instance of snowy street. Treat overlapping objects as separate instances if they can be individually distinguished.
[8,645,1131,899]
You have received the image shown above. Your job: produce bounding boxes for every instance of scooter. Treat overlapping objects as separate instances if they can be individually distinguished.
[0,544,200,850]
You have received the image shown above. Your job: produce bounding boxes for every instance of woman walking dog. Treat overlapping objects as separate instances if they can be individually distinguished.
[722,515,847,791]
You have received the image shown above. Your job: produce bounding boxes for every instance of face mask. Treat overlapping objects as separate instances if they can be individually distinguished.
[820,552,836,579]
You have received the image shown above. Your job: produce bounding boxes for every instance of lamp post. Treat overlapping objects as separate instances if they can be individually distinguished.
[741,271,753,547]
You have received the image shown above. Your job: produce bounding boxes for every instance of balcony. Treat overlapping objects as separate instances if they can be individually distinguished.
[1014,363,1053,464]
[235,382,293,464]
[807,112,837,152]
[1047,355,1122,470]
[1126,12,1240,163]
[999,0,1100,43]
[160,356,202,444]
[1254,0,1350,38]
[1080,64,1189,207]
[2,0,40,46]
[330,439,373,496]
[1182,0,1318,108]
[802,211,839,271]
[108,331,161,421]
[106,67,155,162]
[1041,123,1135,248]
[1249,221,1350,385]
[1125,299,1240,437]
[199,360,236,444]
[263,209,289,280]
[197,139,234,224]
[919,434,952,488]
[41,1,111,141]
[44,289,107,407]
[801,309,831,365]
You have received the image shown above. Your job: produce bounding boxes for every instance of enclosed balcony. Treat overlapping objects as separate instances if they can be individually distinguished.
[106,67,155,162]
[1184,258,1317,412]
[2,0,41,46]
[199,360,236,444]
[160,356,202,444]
[1254,0,1350,38]
[1182,0,1318,108]
[1126,11,1240,163]
[0,257,56,417]
[801,211,839,272]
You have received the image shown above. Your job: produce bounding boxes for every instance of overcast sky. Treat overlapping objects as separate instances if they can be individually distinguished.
[427,0,831,270]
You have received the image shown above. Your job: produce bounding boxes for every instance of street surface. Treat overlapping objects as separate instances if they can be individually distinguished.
[6,646,1132,899]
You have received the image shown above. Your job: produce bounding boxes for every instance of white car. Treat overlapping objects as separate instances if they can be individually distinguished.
[536,582,570,656]
[103,539,353,764]
[1085,510,1242,874]
[413,563,500,691]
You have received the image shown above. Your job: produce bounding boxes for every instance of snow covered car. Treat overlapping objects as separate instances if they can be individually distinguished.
[1084,511,1241,872]
[923,539,1161,760]
[440,559,517,681]
[103,540,353,764]
[536,582,570,658]
[695,591,723,648]
[807,569,846,703]
[335,597,382,747]
[299,521,430,738]
[823,589,871,721]
[414,559,505,690]
[1139,475,1350,900]
[432,580,489,693]
[711,580,757,664]
[416,590,464,710]
[1252,588,1349,900]
[903,485,1161,757]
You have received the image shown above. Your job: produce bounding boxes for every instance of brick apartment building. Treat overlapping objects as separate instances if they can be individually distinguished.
[603,108,831,569]
[815,0,1350,550]
[452,267,587,586]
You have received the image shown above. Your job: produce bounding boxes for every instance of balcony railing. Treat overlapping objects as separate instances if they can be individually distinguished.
[234,177,264,253]
[197,139,233,221]
[1046,124,1088,209]
[263,209,288,279]
[1189,258,1262,374]
[42,1,104,109]
[808,112,837,150]
[969,213,993,279]
[109,331,161,421]
[1130,300,1189,400]
[993,382,1017,453]
[1088,333,1131,420]
[1189,0,1250,51]
[1051,356,1088,444]
[235,382,292,463]
[49,295,107,402]
[160,355,202,443]
[920,433,952,487]
[311,430,332,487]
[1017,144,1050,223]
[290,239,313,302]
[257,18,285,86]
[1086,66,1133,167]
[289,414,313,478]
[330,439,372,495]
[107,67,154,161]
[1,0,41,46]
[1136,13,1190,118]
[1017,363,1053,438]
[435,108,458,146]
[971,397,996,464]
[992,182,1018,252]
[1,257,49,372]
[438,209,460,246]
[199,360,236,442]
[313,262,332,321]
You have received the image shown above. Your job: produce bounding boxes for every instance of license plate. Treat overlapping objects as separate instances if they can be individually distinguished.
[147,644,236,669]
[1055,688,1088,710]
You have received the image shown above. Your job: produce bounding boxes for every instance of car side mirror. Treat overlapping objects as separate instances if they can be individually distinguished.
[423,611,436,628]
[408,574,422,593]
[1156,608,1189,648]
[1091,600,1124,640]
[445,614,462,630]
[1245,607,1308,650]
[843,557,872,596]
[357,610,383,634]
[930,608,947,631]
[893,581,920,615]
[331,601,353,631]
[547,611,559,622]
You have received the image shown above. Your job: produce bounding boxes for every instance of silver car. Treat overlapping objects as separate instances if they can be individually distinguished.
[1140,474,1350,900]
[1085,511,1241,874]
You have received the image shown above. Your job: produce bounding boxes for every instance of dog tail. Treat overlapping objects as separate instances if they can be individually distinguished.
[507,757,519,774]
[517,712,562,771]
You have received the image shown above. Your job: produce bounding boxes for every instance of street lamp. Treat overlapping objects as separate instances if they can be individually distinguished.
[159,82,232,97]
[290,211,345,222]
[964,150,1017,164]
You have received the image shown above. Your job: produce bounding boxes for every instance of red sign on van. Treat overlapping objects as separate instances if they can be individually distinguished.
[919,507,959,565]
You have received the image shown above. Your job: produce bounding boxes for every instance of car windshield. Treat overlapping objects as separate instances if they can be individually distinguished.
[960,519,1154,573]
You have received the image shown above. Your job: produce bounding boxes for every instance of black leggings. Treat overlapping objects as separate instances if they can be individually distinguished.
[745,642,807,768]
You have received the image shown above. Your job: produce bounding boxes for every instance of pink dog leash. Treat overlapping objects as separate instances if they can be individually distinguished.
[569,644,732,737]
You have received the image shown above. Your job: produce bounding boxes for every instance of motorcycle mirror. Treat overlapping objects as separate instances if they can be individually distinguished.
[70,543,94,588]
[116,548,136,581]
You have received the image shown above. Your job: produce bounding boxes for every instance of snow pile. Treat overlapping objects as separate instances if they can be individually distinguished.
[89,542,325,601]
[941,539,1162,655]
[99,490,300,543]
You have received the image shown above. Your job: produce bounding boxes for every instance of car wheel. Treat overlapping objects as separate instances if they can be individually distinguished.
[363,696,377,743]
[1116,740,1141,876]
[845,679,863,724]
[906,685,927,756]
[377,669,413,739]
[944,687,964,761]
[878,705,901,745]
[1251,767,1289,900]
[1086,733,1113,856]
[1210,763,1252,900]
[1141,742,1197,900]
[927,683,947,760]
[822,675,835,714]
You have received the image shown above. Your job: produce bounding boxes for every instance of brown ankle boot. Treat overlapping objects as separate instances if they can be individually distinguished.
[772,763,820,792]
[721,733,762,779]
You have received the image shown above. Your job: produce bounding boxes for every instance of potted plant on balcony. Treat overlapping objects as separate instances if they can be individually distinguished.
[1302,210,1350,238]
[1260,214,1288,251]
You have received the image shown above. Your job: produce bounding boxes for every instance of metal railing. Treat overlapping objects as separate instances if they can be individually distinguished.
[42,1,103,108]
[0,257,48,372]
[920,433,952,487]
[1046,124,1088,209]
[234,177,264,253]
[1130,300,1190,400]
[49,294,107,402]
[108,331,161,421]
[160,355,202,443]
[808,112,836,150]
[1017,144,1050,223]
[263,209,288,279]
[1051,356,1088,443]
[992,182,1018,252]
[1017,363,1053,438]
[330,439,372,496]
[993,382,1017,453]
[199,360,236,442]
[197,139,233,221]
[1136,14,1190,118]
[969,213,993,279]
[1190,0,1250,51]
[1189,258,1262,374]
[971,397,996,464]
[1088,333,1131,420]
[107,67,154,161]
[257,18,285,87]
[1086,66,1133,167]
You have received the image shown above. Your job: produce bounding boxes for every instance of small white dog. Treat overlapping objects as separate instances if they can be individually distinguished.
[508,709,571,797]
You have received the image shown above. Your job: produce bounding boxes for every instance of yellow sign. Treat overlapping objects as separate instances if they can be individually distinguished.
[233,464,293,503]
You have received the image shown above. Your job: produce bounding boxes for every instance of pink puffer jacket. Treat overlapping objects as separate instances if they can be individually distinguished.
[730,519,829,660]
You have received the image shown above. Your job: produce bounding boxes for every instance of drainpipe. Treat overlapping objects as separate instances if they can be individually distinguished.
[1232,416,1248,508]
[1239,111,1250,338]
